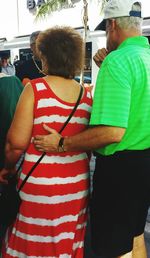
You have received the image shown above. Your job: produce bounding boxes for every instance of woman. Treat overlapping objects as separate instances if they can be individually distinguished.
[0,68,23,251]
[0,26,92,257]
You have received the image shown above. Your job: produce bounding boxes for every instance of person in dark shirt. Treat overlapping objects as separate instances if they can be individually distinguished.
[0,66,23,251]
[16,31,44,82]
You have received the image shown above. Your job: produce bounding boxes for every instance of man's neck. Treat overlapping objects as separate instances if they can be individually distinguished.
[118,29,142,46]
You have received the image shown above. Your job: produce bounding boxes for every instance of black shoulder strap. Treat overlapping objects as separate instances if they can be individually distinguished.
[59,85,83,133]
[18,85,83,192]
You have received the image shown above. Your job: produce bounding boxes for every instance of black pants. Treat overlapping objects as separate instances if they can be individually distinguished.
[90,149,150,257]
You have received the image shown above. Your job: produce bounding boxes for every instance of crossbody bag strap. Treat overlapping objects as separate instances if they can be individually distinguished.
[18,85,83,192]
[59,85,83,133]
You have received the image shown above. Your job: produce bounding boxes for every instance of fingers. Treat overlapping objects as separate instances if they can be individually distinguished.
[93,48,108,67]
[33,136,46,147]
[43,124,57,134]
[34,135,45,141]
[0,169,9,184]
[34,134,61,152]
[93,56,101,67]
[34,126,58,142]
[33,125,62,153]
[97,48,108,60]
[0,177,8,184]
[34,145,46,152]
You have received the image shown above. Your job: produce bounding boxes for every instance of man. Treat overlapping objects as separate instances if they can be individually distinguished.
[33,1,150,257]
[1,54,16,76]
[16,31,44,82]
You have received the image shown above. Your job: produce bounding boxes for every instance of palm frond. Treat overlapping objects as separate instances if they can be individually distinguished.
[36,0,69,20]
[36,0,108,21]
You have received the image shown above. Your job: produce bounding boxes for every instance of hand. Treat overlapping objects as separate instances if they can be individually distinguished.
[0,166,16,184]
[93,48,108,68]
[33,124,61,152]
[0,168,10,184]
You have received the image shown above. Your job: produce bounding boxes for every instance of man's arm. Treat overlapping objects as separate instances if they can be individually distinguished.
[64,125,125,151]
[33,124,125,152]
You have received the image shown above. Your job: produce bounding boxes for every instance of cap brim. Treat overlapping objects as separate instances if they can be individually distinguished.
[95,19,106,31]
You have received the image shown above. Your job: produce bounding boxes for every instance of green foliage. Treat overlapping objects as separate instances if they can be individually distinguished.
[35,0,108,20]
[36,0,70,19]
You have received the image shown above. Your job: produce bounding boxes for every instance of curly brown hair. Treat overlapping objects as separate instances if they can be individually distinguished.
[36,26,85,79]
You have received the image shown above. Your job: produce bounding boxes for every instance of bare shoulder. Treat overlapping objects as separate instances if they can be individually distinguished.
[19,82,34,103]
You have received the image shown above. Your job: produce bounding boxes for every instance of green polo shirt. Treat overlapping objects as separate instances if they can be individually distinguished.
[90,36,150,155]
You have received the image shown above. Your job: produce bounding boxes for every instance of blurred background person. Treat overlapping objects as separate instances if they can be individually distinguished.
[0,26,92,257]
[16,30,44,84]
[1,54,16,76]
[13,55,19,65]
[0,64,23,252]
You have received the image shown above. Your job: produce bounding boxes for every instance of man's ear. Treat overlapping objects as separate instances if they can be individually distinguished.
[109,19,117,31]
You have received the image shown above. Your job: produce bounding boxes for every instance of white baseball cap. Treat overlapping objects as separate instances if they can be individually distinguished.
[95,0,142,31]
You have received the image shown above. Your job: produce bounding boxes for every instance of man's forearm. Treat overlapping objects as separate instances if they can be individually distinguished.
[33,125,125,153]
[64,126,125,152]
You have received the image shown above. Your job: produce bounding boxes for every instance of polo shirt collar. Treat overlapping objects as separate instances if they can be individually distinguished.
[118,36,149,50]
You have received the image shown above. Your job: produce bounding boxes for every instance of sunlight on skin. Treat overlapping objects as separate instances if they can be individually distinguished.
[118,251,133,258]
[117,234,147,258]
[132,234,147,258]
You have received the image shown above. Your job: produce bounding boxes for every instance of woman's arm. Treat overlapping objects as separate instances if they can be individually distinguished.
[0,83,34,181]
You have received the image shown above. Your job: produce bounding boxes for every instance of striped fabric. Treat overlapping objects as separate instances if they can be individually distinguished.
[3,78,92,258]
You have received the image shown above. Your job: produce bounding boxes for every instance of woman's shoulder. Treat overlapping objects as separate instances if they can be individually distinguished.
[29,77,48,92]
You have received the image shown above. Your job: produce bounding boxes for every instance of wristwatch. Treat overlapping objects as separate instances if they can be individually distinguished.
[58,137,65,152]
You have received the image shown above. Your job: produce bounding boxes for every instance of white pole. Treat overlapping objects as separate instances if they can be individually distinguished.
[16,0,20,35]
[80,0,88,85]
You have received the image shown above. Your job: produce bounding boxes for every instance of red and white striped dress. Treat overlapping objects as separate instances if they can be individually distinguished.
[3,78,92,258]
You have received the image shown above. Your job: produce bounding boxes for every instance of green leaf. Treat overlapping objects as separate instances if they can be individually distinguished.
[36,0,71,20]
